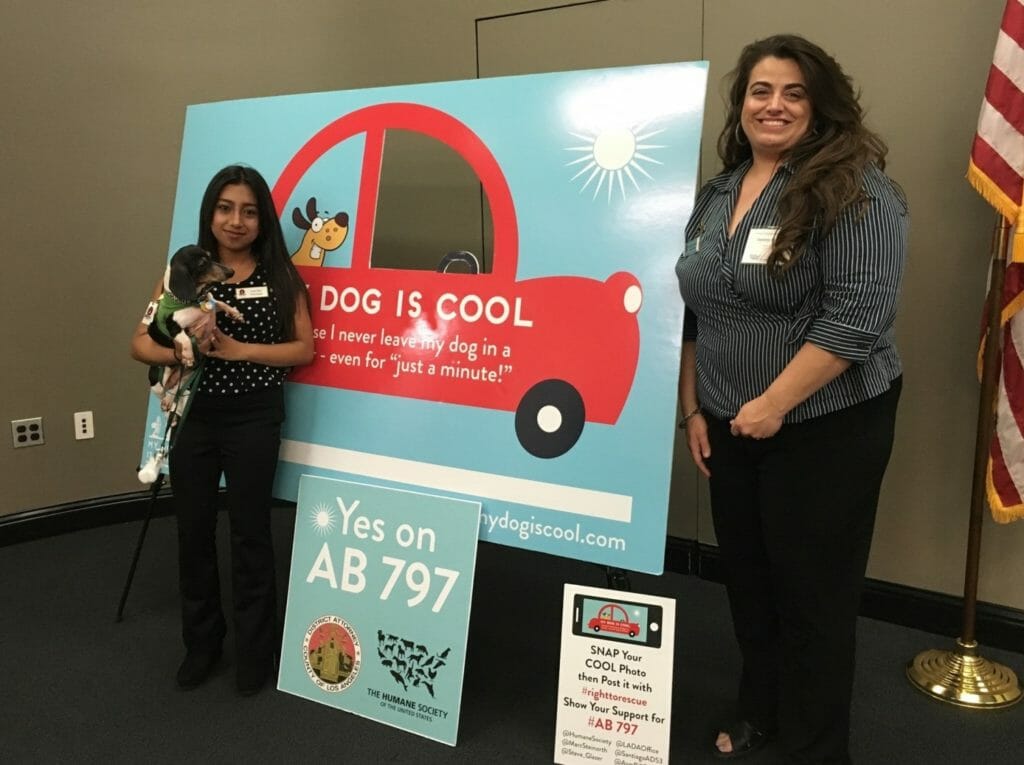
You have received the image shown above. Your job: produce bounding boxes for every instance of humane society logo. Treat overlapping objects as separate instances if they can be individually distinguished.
[303,615,361,692]
[378,630,451,698]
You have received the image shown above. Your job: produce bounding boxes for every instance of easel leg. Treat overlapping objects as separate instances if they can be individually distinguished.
[605,567,632,591]
[115,472,166,622]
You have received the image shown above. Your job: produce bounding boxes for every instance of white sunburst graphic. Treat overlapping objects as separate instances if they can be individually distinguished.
[565,123,667,202]
[310,502,337,536]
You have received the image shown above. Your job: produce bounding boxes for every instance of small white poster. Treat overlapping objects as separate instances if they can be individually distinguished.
[555,584,675,764]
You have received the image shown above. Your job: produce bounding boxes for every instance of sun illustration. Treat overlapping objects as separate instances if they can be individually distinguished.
[310,502,337,536]
[566,123,666,201]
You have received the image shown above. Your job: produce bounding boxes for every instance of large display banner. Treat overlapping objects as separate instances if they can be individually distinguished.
[139,62,707,573]
[278,475,481,745]
[555,584,675,764]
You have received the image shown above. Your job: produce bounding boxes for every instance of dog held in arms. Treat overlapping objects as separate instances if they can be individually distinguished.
[138,245,243,483]
[147,244,244,411]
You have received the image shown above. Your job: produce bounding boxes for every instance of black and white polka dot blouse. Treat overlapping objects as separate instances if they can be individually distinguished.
[198,263,290,396]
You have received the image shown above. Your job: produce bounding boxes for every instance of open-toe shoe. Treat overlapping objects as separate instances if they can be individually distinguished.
[711,719,775,760]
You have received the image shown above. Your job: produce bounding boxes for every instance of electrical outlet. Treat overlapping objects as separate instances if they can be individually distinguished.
[11,417,44,448]
[74,411,94,440]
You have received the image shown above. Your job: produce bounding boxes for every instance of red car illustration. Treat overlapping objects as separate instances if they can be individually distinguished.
[272,102,641,458]
[588,603,640,637]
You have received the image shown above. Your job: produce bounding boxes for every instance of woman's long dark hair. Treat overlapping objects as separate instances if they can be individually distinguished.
[197,165,308,338]
[718,34,889,274]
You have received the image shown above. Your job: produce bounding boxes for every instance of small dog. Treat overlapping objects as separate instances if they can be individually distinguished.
[139,245,243,483]
[147,245,243,412]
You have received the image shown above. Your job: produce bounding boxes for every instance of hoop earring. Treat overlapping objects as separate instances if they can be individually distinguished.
[734,122,748,145]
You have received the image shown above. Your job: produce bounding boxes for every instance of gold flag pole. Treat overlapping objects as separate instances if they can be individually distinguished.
[906,216,1022,707]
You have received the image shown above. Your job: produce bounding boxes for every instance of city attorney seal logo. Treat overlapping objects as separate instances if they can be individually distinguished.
[303,615,361,692]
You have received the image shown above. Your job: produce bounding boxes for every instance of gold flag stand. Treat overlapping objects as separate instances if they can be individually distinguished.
[906,217,1022,708]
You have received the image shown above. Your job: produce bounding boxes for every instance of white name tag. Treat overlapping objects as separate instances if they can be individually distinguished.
[740,227,778,265]
[236,286,269,299]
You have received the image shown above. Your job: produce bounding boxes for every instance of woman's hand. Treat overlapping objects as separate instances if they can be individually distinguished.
[204,327,246,361]
[730,394,784,439]
[685,413,712,477]
[200,298,313,367]
[729,344,849,440]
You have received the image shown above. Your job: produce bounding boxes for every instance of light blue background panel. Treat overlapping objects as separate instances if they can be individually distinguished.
[141,62,708,574]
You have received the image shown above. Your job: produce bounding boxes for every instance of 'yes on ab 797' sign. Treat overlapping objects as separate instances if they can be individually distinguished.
[278,475,481,745]
[142,62,708,573]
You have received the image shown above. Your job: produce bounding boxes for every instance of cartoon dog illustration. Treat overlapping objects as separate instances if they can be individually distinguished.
[290,197,349,266]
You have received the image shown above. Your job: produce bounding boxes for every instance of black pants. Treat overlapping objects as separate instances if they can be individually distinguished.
[704,378,901,764]
[169,387,284,668]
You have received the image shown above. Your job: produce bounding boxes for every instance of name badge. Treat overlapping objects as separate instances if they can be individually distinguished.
[740,227,778,265]
[141,300,158,326]
[236,286,269,299]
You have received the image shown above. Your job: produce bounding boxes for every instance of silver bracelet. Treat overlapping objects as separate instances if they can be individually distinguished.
[679,406,701,428]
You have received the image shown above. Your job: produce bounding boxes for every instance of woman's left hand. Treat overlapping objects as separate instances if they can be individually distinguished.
[730,394,783,440]
[204,327,247,362]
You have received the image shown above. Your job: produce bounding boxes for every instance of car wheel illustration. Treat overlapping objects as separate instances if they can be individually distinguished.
[628,630,636,637]
[515,379,585,459]
[593,626,601,633]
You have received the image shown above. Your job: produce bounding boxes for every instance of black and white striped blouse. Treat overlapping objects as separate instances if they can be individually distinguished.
[675,159,908,422]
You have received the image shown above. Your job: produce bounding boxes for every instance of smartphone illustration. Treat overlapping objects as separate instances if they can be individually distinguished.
[571,593,663,649]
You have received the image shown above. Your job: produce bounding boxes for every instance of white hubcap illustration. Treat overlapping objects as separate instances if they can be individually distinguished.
[537,405,563,433]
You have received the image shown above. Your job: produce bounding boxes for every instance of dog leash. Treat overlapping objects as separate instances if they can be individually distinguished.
[138,360,205,483]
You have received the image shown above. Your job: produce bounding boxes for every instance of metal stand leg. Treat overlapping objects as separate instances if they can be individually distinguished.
[605,567,632,591]
[115,472,165,622]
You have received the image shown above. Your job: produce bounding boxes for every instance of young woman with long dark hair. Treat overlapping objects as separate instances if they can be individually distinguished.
[131,165,313,695]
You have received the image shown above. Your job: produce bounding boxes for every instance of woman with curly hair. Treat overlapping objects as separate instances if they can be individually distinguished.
[676,35,907,762]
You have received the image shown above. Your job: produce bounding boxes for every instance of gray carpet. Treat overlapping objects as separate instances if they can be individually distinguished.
[2,507,1023,763]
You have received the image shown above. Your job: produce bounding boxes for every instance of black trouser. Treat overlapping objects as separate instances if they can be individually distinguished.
[169,387,284,668]
[704,378,901,765]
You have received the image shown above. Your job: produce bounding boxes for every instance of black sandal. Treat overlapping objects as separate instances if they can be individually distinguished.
[711,720,774,759]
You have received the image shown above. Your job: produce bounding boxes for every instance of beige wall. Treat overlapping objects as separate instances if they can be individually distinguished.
[3,0,1021,609]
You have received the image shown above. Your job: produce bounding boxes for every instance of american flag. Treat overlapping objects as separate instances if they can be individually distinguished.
[969,0,1024,522]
